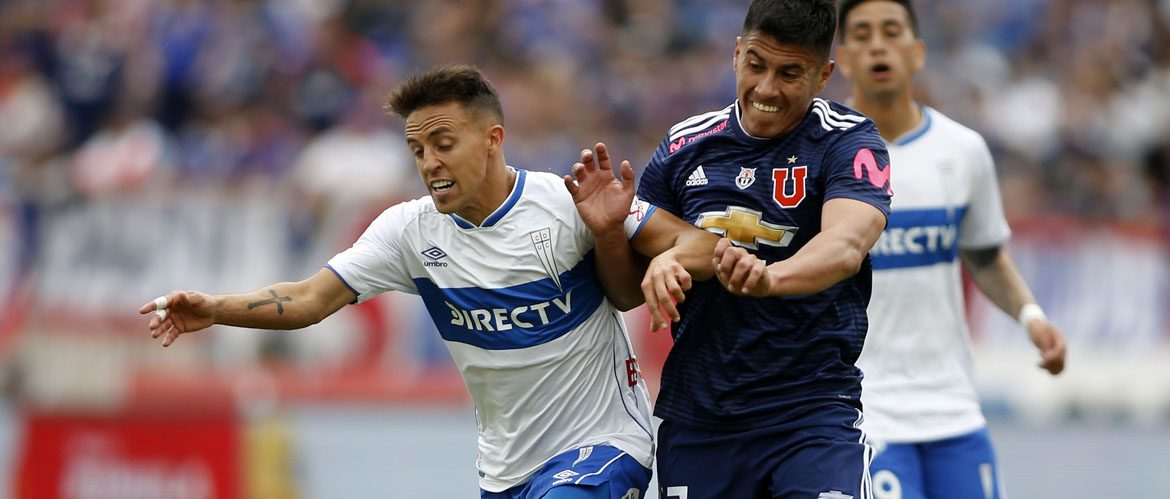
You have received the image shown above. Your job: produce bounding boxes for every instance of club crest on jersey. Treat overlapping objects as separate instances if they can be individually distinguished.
[773,166,808,208]
[735,167,757,190]
[696,206,797,250]
[529,228,563,290]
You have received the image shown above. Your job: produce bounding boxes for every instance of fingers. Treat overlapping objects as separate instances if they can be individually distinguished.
[738,262,766,294]
[713,238,732,260]
[1040,331,1067,375]
[654,276,681,325]
[139,292,173,314]
[713,242,746,283]
[143,291,186,347]
[594,142,613,172]
[619,160,635,188]
[580,148,596,173]
[711,240,768,295]
[563,174,578,195]
[641,278,667,331]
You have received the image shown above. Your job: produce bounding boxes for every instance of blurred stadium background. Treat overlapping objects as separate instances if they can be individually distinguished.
[1,0,1168,497]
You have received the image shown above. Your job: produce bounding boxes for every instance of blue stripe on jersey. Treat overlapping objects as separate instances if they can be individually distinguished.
[414,250,605,350]
[870,207,968,270]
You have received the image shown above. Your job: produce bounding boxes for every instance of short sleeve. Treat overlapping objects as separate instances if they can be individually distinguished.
[822,121,893,218]
[636,134,682,216]
[958,134,1011,248]
[325,202,420,303]
[624,196,658,241]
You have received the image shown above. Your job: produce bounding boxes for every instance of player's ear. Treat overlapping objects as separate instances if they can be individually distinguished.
[487,124,505,155]
[732,36,742,69]
[816,59,836,94]
[910,38,926,74]
[836,45,853,79]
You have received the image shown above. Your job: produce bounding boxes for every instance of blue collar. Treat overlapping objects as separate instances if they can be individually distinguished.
[891,104,932,146]
[449,168,526,229]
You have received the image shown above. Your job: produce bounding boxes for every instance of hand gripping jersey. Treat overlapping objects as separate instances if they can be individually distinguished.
[859,106,1012,443]
[326,169,656,491]
[638,99,892,431]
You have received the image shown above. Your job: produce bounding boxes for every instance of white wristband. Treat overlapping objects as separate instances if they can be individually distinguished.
[1017,303,1046,327]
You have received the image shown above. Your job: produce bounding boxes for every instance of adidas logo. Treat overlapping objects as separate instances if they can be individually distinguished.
[685,165,709,186]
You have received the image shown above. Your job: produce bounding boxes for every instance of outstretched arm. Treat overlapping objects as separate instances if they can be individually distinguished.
[961,246,1067,375]
[715,198,886,297]
[564,143,646,311]
[138,268,357,347]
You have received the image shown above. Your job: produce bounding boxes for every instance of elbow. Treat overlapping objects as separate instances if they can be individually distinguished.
[838,246,867,279]
[610,296,643,313]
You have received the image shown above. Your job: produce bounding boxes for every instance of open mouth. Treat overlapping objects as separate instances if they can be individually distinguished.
[751,101,779,113]
[871,63,892,78]
[430,180,455,193]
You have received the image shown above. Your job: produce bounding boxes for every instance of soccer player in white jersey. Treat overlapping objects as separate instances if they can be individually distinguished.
[835,1,1068,498]
[139,64,718,499]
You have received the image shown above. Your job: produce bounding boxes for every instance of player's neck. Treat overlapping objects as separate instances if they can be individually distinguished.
[458,158,516,226]
[850,92,921,143]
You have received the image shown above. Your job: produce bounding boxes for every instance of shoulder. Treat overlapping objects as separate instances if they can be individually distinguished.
[921,107,990,152]
[518,169,572,203]
[372,195,437,234]
[662,103,735,155]
[509,168,581,221]
[808,98,870,136]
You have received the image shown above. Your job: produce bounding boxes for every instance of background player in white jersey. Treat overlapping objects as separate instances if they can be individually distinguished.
[137,64,718,499]
[835,1,1068,498]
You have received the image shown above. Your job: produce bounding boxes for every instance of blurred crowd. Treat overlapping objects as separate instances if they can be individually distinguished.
[1,0,1168,226]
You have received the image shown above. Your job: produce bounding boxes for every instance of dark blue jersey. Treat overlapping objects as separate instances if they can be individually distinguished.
[638,99,892,431]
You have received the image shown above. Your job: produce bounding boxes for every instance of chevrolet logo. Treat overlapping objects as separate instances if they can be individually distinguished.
[696,206,797,249]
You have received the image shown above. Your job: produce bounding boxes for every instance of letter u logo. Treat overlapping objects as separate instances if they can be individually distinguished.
[772,166,808,208]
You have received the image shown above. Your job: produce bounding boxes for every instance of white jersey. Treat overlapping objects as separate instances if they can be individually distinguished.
[859,107,1011,443]
[326,169,655,491]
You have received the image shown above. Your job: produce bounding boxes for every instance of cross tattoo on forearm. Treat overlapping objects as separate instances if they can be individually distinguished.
[247,289,292,315]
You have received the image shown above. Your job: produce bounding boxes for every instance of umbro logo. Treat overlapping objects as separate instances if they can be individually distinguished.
[421,246,449,267]
[552,469,579,485]
[685,165,709,186]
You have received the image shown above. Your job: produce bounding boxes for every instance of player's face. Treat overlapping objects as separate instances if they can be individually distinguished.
[733,33,834,138]
[836,0,924,101]
[404,102,504,221]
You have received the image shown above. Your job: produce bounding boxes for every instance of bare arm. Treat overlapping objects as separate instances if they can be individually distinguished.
[715,198,886,296]
[629,207,720,329]
[961,246,1067,375]
[565,143,646,311]
[139,267,357,347]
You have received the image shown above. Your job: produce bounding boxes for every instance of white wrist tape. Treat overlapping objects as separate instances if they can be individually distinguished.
[1017,303,1046,327]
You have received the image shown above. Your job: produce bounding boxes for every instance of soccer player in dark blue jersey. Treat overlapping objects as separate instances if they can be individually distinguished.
[600,0,893,497]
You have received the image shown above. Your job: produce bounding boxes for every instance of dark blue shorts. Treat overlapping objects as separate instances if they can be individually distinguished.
[483,444,651,499]
[869,427,1002,499]
[656,403,873,499]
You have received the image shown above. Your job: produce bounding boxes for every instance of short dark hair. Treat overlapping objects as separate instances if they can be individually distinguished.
[743,0,838,62]
[386,64,504,124]
[838,0,919,40]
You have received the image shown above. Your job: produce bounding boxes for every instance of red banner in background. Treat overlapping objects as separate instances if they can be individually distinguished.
[16,411,239,499]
